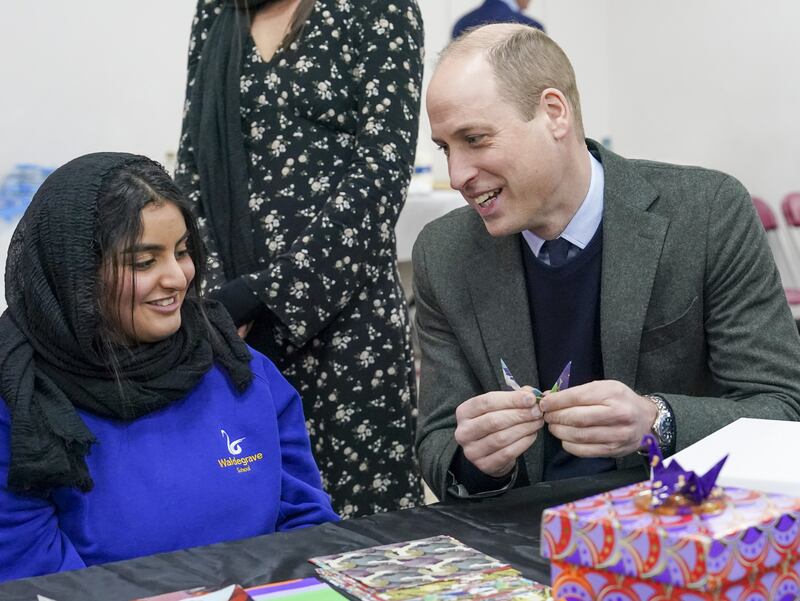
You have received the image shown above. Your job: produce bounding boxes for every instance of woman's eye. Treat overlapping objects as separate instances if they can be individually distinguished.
[176,248,191,259]
[134,259,154,270]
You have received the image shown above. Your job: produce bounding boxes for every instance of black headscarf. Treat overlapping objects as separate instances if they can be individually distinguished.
[185,0,275,279]
[0,152,253,496]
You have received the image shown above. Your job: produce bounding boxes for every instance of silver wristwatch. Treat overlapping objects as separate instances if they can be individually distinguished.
[645,394,675,452]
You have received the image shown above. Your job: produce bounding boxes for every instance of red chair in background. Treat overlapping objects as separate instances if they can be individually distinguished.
[781,193,800,279]
[782,192,800,228]
[753,196,777,229]
[752,196,800,308]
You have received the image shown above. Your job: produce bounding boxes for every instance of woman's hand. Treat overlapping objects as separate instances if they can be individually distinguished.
[237,321,253,339]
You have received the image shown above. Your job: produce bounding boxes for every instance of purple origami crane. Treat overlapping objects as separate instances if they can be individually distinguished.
[641,433,728,512]
[500,359,571,399]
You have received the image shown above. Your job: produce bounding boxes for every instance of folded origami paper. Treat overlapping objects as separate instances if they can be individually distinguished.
[500,359,571,400]
[640,432,728,513]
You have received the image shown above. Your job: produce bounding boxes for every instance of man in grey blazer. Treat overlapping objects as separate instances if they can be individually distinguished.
[413,23,800,500]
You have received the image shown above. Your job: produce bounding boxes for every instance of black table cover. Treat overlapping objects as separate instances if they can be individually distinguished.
[0,468,646,601]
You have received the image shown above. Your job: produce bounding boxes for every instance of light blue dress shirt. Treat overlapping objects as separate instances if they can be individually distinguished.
[522,151,604,263]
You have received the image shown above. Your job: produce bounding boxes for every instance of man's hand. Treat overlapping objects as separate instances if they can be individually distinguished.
[539,380,658,457]
[454,388,545,478]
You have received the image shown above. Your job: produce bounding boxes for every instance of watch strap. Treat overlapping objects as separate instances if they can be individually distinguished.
[645,393,676,455]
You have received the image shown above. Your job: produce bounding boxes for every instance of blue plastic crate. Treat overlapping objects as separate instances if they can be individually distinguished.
[0,164,54,221]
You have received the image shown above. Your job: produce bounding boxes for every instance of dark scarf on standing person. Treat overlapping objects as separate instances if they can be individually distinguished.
[187,0,299,280]
[0,152,254,496]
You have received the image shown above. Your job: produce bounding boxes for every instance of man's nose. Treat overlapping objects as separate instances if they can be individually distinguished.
[448,152,478,192]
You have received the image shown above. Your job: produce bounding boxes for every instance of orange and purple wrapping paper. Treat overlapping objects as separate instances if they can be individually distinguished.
[541,481,800,600]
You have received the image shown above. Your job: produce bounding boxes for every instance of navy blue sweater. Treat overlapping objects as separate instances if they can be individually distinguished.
[522,226,616,480]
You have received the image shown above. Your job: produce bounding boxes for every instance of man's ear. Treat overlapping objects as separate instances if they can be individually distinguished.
[538,88,571,140]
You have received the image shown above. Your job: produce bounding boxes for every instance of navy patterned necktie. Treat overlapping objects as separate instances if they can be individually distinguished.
[542,237,572,267]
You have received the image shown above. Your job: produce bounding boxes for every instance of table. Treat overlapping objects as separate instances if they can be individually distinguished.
[0,468,647,601]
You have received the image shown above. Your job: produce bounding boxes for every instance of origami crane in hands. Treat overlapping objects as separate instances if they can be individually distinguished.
[500,359,571,400]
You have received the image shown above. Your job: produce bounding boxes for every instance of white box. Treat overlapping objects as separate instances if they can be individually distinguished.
[669,417,800,495]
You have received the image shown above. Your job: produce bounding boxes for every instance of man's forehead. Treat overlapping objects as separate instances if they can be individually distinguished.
[428,53,494,106]
[434,50,489,81]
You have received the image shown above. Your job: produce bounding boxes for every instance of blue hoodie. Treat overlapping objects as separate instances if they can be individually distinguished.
[0,350,338,582]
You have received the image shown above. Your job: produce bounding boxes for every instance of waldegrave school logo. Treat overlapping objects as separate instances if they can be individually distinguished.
[217,429,264,473]
[221,429,245,455]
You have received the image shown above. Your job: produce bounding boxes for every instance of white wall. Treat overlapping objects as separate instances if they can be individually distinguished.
[0,0,196,176]
[604,0,800,207]
[1,1,798,205]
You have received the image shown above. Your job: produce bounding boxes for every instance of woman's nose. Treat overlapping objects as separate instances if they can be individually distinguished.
[159,257,188,290]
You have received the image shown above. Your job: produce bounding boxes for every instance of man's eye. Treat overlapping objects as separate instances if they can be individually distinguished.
[466,135,485,145]
[435,144,450,157]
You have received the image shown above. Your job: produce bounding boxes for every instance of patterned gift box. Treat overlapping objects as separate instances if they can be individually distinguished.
[541,481,800,600]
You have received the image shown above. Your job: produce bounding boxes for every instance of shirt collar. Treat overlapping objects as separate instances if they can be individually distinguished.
[497,0,521,13]
[522,151,604,257]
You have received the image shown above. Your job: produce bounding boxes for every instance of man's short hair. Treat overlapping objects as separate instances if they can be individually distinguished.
[442,25,584,140]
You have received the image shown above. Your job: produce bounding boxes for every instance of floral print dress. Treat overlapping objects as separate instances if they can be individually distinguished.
[176,0,424,517]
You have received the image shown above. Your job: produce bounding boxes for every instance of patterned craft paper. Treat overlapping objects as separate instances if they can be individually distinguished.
[310,535,551,601]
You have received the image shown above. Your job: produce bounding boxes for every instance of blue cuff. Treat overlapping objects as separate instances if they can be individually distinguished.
[446,448,528,499]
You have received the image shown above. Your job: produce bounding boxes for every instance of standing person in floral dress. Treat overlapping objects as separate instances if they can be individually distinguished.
[175,0,424,517]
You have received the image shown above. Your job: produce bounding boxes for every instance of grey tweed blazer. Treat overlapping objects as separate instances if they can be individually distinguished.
[412,139,800,499]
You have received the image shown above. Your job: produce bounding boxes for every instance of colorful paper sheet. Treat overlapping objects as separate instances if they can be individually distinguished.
[247,577,346,601]
[310,535,551,601]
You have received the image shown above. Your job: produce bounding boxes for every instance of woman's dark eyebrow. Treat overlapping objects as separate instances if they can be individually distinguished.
[123,231,189,254]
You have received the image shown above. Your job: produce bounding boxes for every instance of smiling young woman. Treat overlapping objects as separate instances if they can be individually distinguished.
[103,201,196,345]
[0,153,337,583]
